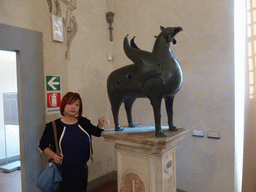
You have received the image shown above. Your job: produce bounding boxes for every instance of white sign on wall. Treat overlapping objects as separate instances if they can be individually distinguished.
[52,15,64,42]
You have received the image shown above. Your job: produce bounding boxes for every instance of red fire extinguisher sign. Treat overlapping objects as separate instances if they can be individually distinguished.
[47,92,61,108]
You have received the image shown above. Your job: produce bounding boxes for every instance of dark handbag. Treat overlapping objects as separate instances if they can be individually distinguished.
[36,121,62,192]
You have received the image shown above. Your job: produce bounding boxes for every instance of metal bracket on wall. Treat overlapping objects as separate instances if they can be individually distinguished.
[106,11,115,41]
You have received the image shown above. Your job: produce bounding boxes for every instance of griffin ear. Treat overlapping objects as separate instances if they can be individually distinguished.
[160,26,165,31]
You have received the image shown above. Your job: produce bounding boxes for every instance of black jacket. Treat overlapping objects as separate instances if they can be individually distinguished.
[38,117,103,159]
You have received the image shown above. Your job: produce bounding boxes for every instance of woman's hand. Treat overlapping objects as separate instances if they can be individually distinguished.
[98,116,110,129]
[53,153,63,165]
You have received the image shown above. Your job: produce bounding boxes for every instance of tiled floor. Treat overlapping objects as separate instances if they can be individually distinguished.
[0,170,21,192]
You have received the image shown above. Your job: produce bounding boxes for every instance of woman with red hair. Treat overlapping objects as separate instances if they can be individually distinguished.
[39,92,110,191]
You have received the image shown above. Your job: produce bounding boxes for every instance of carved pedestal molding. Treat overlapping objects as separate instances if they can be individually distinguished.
[46,0,78,59]
[102,126,189,192]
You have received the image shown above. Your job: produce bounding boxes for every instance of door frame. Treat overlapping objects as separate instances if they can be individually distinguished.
[0,23,45,192]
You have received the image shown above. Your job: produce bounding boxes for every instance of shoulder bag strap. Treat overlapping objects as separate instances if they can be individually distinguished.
[52,121,60,156]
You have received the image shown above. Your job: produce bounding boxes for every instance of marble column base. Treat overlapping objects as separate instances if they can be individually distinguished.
[102,126,188,192]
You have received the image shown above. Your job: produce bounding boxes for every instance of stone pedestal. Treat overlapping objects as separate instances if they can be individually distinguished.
[102,126,188,192]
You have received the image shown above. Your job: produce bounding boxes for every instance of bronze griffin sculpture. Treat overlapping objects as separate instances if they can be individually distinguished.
[107,26,183,137]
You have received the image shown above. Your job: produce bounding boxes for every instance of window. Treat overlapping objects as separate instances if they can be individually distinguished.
[248,1,256,99]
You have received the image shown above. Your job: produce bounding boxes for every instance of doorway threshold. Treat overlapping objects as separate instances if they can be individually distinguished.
[0,161,20,173]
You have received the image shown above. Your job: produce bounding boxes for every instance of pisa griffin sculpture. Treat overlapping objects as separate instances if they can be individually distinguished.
[107,26,183,137]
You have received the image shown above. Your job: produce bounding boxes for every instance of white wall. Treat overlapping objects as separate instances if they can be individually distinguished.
[68,0,117,182]
[109,0,235,191]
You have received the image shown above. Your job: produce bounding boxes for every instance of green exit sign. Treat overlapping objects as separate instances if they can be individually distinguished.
[46,76,61,91]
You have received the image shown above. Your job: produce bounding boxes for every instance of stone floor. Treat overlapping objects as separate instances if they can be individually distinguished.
[89,180,186,192]
[0,170,186,192]
[0,170,21,192]
[88,180,118,192]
